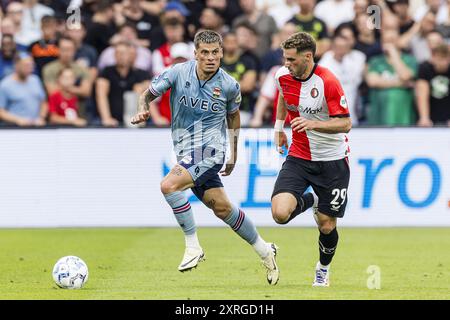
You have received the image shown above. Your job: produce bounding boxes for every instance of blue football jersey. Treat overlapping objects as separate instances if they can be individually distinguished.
[149,60,241,157]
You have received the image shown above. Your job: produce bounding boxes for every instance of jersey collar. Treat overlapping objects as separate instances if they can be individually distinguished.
[293,63,317,82]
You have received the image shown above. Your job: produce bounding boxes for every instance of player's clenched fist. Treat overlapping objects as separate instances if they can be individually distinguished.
[274,131,288,154]
[131,111,151,125]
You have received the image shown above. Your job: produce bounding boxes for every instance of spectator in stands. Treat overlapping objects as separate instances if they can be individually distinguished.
[261,23,297,80]
[199,7,228,35]
[29,15,59,76]
[5,2,25,48]
[42,37,92,118]
[0,53,47,126]
[152,18,192,76]
[85,0,118,55]
[221,31,258,125]
[19,0,55,46]
[150,1,192,51]
[414,0,448,25]
[267,0,299,29]
[387,0,415,34]
[206,0,244,28]
[119,0,160,48]
[320,34,366,125]
[249,64,282,127]
[314,0,355,35]
[354,13,383,60]
[365,27,417,126]
[353,0,369,16]
[233,0,278,59]
[234,21,261,68]
[1,16,17,38]
[96,41,150,127]
[287,0,330,58]
[416,44,450,126]
[148,42,191,127]
[0,34,19,80]
[399,11,439,63]
[48,68,87,127]
[65,23,98,80]
[98,23,152,73]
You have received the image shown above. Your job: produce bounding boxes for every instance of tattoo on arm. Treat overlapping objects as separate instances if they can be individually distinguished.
[139,89,157,112]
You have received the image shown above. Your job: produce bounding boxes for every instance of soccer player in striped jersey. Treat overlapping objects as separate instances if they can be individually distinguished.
[131,30,279,285]
[271,32,352,287]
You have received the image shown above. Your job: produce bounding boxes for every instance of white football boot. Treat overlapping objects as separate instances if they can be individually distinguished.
[312,261,330,287]
[262,243,279,285]
[178,247,205,272]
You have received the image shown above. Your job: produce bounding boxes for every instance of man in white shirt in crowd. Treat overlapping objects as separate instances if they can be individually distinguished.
[319,34,366,125]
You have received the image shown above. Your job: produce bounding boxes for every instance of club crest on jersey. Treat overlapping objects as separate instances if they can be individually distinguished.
[185,81,191,88]
[213,87,221,98]
[311,87,319,98]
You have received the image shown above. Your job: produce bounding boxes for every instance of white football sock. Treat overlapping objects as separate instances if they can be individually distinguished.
[185,232,201,249]
[252,236,271,258]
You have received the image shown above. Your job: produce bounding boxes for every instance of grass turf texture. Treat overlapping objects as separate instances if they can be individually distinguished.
[0,228,448,300]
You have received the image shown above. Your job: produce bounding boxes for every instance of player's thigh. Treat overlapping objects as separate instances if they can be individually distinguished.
[160,164,195,193]
[272,156,311,213]
[312,158,350,218]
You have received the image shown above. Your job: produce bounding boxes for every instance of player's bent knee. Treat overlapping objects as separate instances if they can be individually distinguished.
[213,203,233,220]
[271,206,291,225]
[318,223,336,235]
[160,180,180,195]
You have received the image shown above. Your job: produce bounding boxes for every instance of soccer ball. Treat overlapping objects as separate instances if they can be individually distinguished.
[52,256,89,289]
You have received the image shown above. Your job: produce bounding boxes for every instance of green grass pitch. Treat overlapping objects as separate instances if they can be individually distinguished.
[0,228,448,300]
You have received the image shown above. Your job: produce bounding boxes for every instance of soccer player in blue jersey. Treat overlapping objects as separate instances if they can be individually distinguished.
[131,30,279,285]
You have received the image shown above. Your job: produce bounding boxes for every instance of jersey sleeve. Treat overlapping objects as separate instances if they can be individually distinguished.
[324,72,350,117]
[149,63,181,97]
[226,80,241,114]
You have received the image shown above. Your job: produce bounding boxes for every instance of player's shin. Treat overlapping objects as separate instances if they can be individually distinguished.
[318,228,339,267]
[223,206,270,258]
[164,191,199,248]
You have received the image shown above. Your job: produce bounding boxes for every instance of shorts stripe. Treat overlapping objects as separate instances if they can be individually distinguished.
[173,202,191,214]
[232,210,245,231]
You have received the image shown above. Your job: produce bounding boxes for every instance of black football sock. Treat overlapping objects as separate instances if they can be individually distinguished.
[319,228,339,266]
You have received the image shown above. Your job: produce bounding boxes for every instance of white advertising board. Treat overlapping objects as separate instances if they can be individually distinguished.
[0,128,448,227]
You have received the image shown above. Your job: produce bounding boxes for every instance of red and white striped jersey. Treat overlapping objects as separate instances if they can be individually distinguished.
[275,64,350,161]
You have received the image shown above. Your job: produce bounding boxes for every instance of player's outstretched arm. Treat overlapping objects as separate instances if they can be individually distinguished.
[220,110,240,176]
[131,88,158,125]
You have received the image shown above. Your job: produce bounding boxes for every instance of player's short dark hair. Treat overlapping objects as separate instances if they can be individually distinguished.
[281,32,316,56]
[194,30,223,49]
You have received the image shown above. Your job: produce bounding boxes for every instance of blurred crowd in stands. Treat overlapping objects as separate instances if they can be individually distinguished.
[0,0,449,128]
